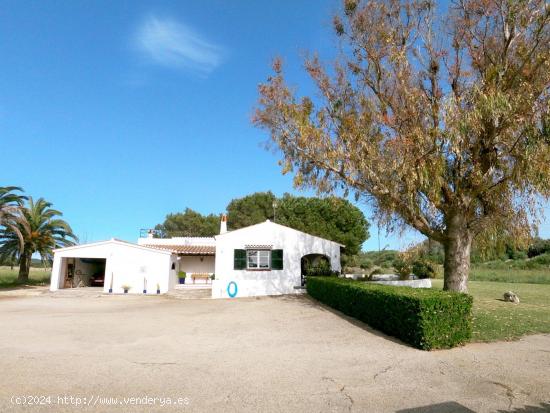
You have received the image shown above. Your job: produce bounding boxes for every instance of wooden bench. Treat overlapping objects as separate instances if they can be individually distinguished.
[192,273,211,284]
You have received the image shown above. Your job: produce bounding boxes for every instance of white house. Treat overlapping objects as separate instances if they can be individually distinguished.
[50,216,342,298]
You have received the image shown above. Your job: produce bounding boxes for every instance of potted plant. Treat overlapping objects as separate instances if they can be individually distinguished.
[210,273,215,281]
[143,278,147,294]
[122,284,131,294]
[178,271,186,284]
[156,283,161,294]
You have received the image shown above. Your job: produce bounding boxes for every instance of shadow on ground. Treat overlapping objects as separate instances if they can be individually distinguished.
[396,401,550,412]
[277,294,414,348]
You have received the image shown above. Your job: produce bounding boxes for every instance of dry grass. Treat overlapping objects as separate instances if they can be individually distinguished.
[0,266,51,289]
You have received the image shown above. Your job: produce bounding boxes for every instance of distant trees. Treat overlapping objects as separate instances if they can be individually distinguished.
[0,192,77,282]
[155,208,220,237]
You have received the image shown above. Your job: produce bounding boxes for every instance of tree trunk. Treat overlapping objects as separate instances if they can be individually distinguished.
[17,250,31,283]
[442,215,473,293]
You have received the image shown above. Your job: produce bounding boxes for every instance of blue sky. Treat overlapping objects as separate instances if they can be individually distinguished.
[1,1,548,251]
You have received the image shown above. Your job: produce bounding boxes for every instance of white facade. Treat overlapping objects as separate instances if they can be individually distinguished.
[50,239,177,294]
[212,220,342,298]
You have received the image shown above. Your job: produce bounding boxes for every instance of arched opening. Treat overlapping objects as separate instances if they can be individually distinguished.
[300,253,331,286]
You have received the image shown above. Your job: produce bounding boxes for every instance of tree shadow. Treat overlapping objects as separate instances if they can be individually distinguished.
[276,294,412,348]
[396,401,550,413]
[396,401,476,412]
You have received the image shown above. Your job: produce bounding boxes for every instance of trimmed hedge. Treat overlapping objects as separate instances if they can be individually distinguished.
[307,277,472,350]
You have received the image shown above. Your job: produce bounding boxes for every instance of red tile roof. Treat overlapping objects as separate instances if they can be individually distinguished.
[144,245,215,255]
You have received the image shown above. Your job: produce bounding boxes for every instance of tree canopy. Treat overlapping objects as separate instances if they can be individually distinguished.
[226,191,276,230]
[226,192,369,254]
[157,192,369,254]
[156,208,220,237]
[276,195,369,255]
[254,0,550,291]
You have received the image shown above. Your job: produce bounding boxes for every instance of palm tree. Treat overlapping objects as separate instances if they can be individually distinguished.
[0,197,77,282]
[0,186,27,249]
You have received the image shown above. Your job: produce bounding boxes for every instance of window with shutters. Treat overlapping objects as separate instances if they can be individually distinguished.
[234,248,283,271]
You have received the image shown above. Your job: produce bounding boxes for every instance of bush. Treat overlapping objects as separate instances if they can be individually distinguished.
[307,277,473,350]
[527,239,550,258]
[531,253,550,266]
[393,257,412,280]
[359,259,373,270]
[412,259,437,279]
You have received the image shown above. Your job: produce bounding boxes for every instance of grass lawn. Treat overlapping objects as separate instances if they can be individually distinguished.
[469,266,550,284]
[0,266,51,289]
[432,279,550,342]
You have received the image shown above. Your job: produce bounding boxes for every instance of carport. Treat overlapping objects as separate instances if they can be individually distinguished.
[50,239,177,294]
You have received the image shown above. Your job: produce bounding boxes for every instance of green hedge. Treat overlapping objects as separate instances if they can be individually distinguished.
[307,277,472,350]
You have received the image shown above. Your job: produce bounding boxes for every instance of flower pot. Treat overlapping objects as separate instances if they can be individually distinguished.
[108,288,113,293]
[179,278,186,284]
[143,289,147,294]
[156,289,160,294]
[124,289,129,294]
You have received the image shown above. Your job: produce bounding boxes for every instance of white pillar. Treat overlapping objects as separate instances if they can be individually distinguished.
[50,256,62,291]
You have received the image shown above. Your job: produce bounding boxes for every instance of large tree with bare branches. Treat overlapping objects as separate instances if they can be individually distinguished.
[254,0,550,292]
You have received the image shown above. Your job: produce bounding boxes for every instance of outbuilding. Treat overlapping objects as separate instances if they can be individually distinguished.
[50,239,177,294]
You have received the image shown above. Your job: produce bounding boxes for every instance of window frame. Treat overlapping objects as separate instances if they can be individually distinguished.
[246,249,271,270]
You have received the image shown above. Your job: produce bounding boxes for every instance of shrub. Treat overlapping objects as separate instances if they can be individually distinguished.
[359,259,373,270]
[527,239,550,258]
[393,257,412,280]
[369,268,383,277]
[307,277,473,350]
[531,253,550,266]
[412,259,437,279]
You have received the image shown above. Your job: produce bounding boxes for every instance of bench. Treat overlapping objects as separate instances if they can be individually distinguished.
[192,273,211,284]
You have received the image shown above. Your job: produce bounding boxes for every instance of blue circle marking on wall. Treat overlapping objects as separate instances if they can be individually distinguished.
[227,281,238,298]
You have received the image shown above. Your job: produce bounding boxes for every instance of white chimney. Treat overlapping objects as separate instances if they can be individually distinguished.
[220,214,228,234]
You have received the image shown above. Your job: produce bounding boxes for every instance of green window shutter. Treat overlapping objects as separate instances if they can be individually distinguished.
[271,249,283,270]
[234,249,247,270]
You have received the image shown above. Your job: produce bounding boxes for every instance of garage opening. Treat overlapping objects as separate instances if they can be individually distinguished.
[63,258,106,288]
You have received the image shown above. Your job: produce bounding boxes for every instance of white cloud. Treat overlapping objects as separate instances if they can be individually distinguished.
[135,16,224,75]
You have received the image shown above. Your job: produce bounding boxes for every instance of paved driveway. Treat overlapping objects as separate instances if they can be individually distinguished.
[0,289,549,412]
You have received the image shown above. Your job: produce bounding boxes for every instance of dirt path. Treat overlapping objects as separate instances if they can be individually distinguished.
[0,291,548,412]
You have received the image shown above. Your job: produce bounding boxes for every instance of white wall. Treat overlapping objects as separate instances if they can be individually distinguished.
[50,241,174,294]
[178,256,215,274]
[212,221,341,298]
